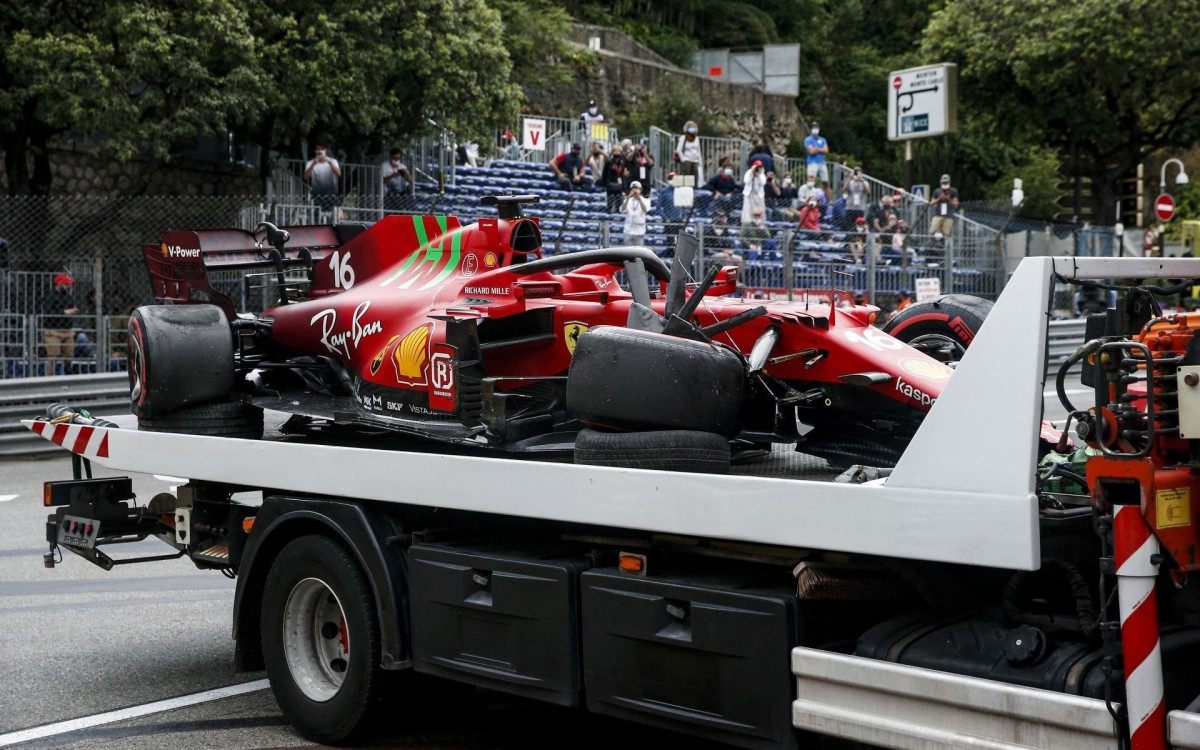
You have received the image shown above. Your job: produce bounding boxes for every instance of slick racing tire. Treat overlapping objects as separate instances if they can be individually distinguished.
[261,534,387,746]
[567,326,744,436]
[574,428,731,474]
[128,304,235,417]
[137,399,264,440]
[882,294,992,363]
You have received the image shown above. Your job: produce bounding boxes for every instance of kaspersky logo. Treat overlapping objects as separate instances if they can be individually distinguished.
[161,243,200,259]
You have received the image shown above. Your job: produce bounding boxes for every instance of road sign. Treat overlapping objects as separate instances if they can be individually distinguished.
[1155,193,1176,222]
[522,118,546,150]
[915,277,942,302]
[887,64,958,141]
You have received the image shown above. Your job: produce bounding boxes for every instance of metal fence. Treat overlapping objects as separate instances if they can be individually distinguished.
[647,126,751,185]
[0,189,1007,379]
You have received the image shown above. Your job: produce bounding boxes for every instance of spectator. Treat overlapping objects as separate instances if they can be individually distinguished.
[798,196,822,232]
[747,139,775,175]
[659,171,683,224]
[797,174,822,205]
[304,144,342,214]
[929,173,960,239]
[601,144,627,212]
[845,167,869,226]
[550,143,589,191]
[869,194,898,238]
[621,181,650,246]
[380,148,411,212]
[499,129,522,161]
[674,120,703,179]
[626,141,654,193]
[703,165,738,212]
[455,141,480,167]
[40,273,79,375]
[889,219,910,263]
[778,174,799,204]
[849,216,868,263]
[705,213,744,286]
[581,99,605,127]
[740,160,768,252]
[831,186,849,230]
[586,142,607,184]
[804,121,830,185]
[765,171,783,208]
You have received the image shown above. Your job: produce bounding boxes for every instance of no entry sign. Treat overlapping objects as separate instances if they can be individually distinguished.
[1155,193,1176,222]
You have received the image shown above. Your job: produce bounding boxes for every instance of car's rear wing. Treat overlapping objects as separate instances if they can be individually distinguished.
[141,224,365,317]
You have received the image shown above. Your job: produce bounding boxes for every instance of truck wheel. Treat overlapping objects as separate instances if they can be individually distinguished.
[261,534,385,745]
[882,294,992,363]
[128,304,235,417]
[574,428,731,474]
[567,326,744,435]
[137,399,264,439]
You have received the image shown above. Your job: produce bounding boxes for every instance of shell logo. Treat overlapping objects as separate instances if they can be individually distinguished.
[899,357,953,382]
[483,252,498,268]
[160,243,169,256]
[393,324,431,384]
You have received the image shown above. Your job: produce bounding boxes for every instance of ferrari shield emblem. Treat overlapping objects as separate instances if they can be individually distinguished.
[564,322,588,355]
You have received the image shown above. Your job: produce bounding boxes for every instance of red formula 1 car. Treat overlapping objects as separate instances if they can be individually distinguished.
[131,195,991,469]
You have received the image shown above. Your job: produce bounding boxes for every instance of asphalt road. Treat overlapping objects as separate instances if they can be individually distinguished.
[0,379,1081,749]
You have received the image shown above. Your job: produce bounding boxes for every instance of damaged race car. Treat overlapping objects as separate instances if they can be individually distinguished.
[130,194,994,472]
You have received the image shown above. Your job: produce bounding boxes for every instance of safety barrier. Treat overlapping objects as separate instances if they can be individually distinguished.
[1,315,130,380]
[0,372,128,457]
[1046,318,1087,373]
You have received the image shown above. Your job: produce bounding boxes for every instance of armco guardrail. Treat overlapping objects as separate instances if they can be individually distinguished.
[1046,318,1086,373]
[0,372,129,458]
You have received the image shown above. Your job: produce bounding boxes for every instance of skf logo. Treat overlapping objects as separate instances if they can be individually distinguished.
[161,244,200,259]
[564,322,588,355]
[393,323,431,385]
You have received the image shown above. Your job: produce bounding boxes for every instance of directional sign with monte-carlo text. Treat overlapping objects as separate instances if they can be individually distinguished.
[887,63,958,141]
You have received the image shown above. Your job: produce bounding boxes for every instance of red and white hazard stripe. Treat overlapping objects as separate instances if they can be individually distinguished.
[1114,503,1167,750]
[28,420,109,459]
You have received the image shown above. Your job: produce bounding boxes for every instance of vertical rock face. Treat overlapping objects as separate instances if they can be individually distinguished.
[524,24,803,147]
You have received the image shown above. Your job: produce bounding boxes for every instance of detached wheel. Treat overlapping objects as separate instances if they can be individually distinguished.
[128,304,235,417]
[882,294,992,363]
[574,428,731,474]
[567,326,744,435]
[137,399,264,439]
[261,535,385,745]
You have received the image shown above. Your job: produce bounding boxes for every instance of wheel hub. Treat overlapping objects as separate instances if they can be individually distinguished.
[282,577,350,702]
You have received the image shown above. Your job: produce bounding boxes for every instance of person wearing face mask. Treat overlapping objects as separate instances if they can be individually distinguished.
[831,185,850,230]
[845,167,869,227]
[581,100,605,127]
[380,148,411,212]
[804,121,829,186]
[703,164,737,212]
[740,160,768,252]
[798,196,822,233]
[674,120,703,178]
[929,173,959,240]
[601,143,627,212]
[797,174,822,205]
[621,181,651,247]
[304,143,342,214]
[587,142,607,190]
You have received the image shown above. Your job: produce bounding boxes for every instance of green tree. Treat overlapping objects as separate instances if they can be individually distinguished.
[923,0,1200,224]
[239,0,521,174]
[0,0,259,194]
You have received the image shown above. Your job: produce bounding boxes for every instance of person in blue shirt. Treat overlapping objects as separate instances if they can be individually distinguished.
[803,121,829,186]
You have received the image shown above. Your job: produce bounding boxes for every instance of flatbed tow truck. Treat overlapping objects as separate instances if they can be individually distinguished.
[25,256,1200,749]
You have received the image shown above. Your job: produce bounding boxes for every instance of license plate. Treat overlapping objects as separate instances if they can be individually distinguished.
[57,515,101,549]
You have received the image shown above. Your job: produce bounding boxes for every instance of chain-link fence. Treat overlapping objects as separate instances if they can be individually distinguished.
[0,190,1003,378]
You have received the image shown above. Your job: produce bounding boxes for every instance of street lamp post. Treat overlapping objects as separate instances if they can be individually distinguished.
[1160,157,1190,193]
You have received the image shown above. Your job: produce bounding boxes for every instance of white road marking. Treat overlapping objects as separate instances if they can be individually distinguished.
[0,495,17,503]
[0,679,270,747]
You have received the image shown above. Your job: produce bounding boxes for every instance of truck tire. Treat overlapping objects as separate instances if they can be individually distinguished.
[882,294,992,362]
[567,326,744,435]
[128,304,235,417]
[574,428,731,474]
[261,534,386,745]
[137,399,264,439]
